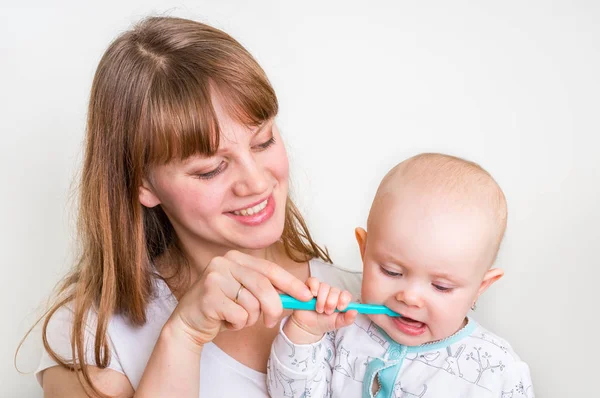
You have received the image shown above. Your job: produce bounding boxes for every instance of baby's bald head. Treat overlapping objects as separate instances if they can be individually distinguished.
[368,153,507,267]
[358,153,507,344]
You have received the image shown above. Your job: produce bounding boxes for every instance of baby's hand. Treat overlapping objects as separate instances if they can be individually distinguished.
[283,277,357,344]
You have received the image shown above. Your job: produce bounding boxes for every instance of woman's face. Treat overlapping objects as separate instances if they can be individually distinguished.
[139,95,289,256]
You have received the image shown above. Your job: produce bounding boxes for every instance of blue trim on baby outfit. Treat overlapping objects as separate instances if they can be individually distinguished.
[363,317,477,398]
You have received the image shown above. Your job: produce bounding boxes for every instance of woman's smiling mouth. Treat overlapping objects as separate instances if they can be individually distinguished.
[227,195,275,226]
[231,198,268,216]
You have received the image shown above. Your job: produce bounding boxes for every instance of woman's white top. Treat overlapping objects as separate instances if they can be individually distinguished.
[35,259,362,397]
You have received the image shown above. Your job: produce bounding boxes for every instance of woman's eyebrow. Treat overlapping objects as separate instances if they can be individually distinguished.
[190,120,275,160]
[252,119,273,135]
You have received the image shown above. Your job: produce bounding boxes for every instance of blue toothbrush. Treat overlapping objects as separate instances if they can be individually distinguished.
[280,294,401,317]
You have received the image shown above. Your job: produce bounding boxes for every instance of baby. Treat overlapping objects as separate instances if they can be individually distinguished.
[267,153,534,398]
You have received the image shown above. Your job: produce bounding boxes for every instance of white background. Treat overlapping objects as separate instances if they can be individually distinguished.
[2,1,599,396]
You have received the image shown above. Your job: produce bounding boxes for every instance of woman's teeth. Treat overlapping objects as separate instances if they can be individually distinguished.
[233,199,268,216]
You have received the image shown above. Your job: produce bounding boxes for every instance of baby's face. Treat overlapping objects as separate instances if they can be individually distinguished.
[360,191,498,346]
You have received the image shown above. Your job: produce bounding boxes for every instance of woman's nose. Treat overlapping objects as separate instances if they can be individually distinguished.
[232,156,270,197]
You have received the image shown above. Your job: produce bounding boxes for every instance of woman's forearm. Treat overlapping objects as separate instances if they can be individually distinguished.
[135,322,203,397]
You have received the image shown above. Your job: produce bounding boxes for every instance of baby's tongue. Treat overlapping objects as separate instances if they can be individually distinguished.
[401,316,424,326]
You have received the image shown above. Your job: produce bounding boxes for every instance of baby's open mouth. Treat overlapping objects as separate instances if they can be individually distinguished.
[398,316,424,327]
[392,315,427,336]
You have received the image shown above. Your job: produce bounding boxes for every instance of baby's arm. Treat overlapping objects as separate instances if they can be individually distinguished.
[266,278,357,398]
[502,360,535,397]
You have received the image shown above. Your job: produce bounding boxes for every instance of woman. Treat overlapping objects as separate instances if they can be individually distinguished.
[35,15,361,398]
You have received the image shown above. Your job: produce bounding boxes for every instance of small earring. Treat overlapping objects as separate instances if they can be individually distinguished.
[471,302,477,311]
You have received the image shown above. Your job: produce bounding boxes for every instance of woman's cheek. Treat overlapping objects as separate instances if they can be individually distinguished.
[274,146,289,181]
[183,181,225,218]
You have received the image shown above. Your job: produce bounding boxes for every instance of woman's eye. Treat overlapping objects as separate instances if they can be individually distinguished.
[433,284,452,293]
[380,266,402,277]
[253,137,275,151]
[196,161,226,180]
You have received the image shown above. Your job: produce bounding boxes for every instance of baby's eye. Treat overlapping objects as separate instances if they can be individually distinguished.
[379,266,402,277]
[432,284,452,293]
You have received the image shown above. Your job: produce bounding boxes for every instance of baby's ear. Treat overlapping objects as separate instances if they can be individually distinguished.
[354,227,368,260]
[476,268,504,299]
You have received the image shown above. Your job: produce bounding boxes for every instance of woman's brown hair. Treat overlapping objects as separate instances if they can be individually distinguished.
[24,16,330,397]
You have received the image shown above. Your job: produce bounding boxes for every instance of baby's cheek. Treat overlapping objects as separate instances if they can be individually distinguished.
[360,282,373,303]
[361,280,385,304]
[361,267,388,304]
[367,314,388,330]
[433,303,468,336]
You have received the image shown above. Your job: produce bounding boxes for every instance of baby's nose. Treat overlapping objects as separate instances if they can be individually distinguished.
[395,289,424,308]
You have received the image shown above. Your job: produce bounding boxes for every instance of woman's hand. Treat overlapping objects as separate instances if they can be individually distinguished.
[164,250,313,350]
[283,277,357,345]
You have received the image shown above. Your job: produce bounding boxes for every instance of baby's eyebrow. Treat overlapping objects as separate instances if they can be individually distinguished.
[431,272,464,284]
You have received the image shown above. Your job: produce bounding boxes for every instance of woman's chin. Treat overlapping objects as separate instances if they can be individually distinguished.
[230,226,285,252]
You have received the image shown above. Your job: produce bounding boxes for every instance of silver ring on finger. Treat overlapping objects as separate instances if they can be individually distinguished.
[234,284,244,304]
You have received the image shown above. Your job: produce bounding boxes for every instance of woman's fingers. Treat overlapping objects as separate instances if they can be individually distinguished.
[218,299,250,331]
[204,255,284,328]
[231,286,261,327]
[170,251,311,346]
[185,251,319,340]
[227,262,286,328]
[225,251,312,300]
[201,259,268,330]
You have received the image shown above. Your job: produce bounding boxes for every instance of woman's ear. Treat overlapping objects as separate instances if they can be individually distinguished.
[354,227,368,260]
[138,178,161,208]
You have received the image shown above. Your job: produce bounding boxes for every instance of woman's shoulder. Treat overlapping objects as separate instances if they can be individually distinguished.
[44,277,175,337]
[309,258,362,298]
[36,300,122,385]
[37,278,177,388]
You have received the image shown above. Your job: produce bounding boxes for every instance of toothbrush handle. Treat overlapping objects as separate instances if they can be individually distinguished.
[279,294,401,317]
[345,302,399,316]
[279,295,318,311]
